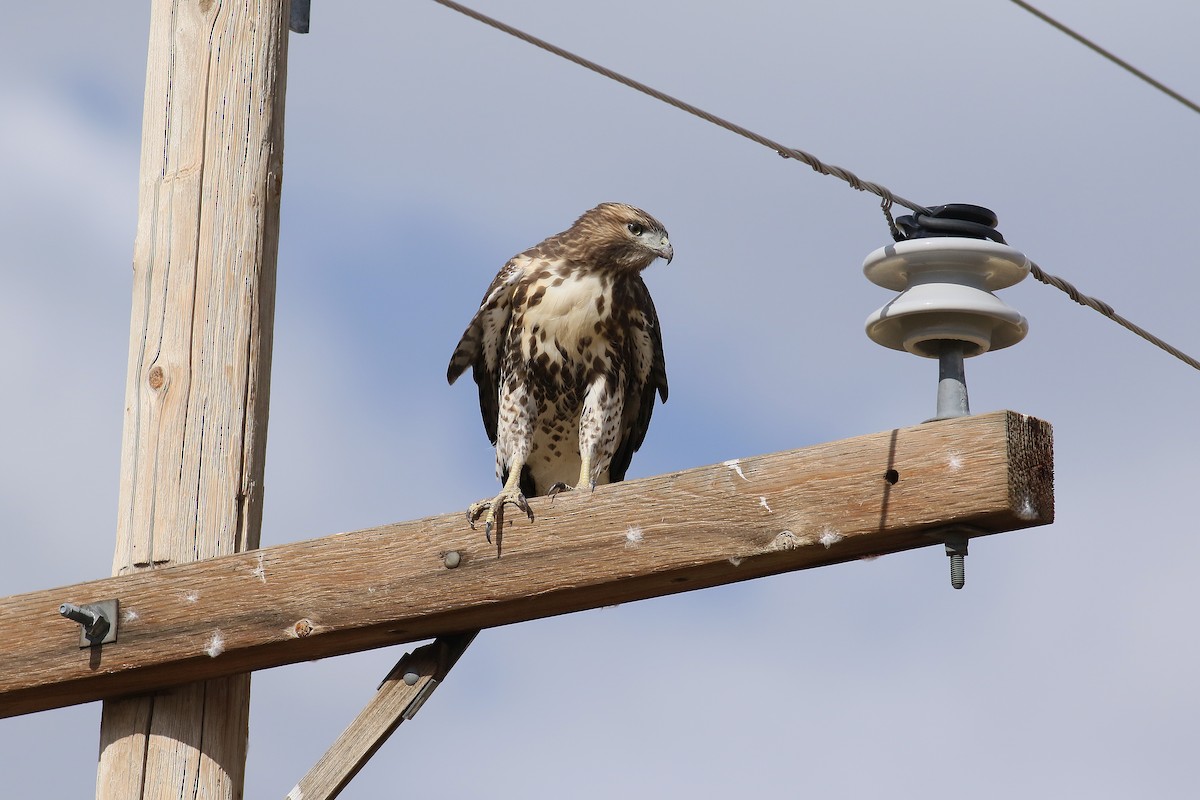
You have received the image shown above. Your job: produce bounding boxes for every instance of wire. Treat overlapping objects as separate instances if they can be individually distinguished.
[1027,262,1200,370]
[429,0,1200,374]
[1008,0,1200,116]
[429,0,929,216]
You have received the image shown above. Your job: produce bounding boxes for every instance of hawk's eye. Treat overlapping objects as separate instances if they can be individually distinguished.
[626,222,644,236]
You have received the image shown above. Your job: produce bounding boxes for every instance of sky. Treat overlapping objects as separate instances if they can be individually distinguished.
[1,1,1197,797]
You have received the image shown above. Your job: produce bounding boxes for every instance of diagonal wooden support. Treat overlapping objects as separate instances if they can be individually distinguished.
[0,410,1052,719]
[285,632,477,800]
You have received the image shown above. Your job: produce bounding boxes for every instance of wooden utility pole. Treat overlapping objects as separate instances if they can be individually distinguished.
[0,6,1059,798]
[96,1,290,798]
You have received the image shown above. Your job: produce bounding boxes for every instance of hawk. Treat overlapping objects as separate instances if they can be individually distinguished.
[447,202,672,555]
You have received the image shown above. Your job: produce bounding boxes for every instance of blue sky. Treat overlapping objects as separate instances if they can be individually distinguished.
[2,2,1198,797]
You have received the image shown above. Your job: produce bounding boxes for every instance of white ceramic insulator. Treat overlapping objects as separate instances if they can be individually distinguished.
[864,237,1030,358]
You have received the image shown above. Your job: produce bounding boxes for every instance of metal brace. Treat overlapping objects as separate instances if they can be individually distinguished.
[401,678,441,721]
[59,599,119,647]
[385,632,477,720]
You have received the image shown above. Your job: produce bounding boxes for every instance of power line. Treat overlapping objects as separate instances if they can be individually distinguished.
[428,0,929,216]
[1008,0,1200,116]
[429,0,1200,374]
[1027,262,1200,370]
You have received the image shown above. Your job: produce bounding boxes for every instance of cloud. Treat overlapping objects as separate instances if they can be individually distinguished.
[3,2,1198,798]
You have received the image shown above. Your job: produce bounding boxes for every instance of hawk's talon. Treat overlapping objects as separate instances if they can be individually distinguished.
[467,489,533,556]
[547,479,598,503]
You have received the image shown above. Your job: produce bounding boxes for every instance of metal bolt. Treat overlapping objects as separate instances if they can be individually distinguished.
[926,528,980,592]
[932,340,971,421]
[944,538,968,590]
[403,671,420,686]
[59,602,99,626]
[443,550,461,569]
[59,602,113,644]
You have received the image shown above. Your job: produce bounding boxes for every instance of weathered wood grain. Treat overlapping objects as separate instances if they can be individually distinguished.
[97,1,290,798]
[285,633,477,800]
[1,411,1051,720]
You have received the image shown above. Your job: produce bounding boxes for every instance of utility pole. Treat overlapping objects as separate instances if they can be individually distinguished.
[96,1,290,797]
[0,4,1059,797]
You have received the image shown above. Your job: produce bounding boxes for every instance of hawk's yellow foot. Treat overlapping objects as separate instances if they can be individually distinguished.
[467,488,533,556]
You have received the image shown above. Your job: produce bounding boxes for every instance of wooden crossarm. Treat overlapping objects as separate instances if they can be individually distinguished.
[0,410,1052,719]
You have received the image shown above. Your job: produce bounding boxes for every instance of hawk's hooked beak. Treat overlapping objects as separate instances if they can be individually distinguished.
[656,238,674,264]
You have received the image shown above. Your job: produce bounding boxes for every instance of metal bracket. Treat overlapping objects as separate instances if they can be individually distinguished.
[401,678,440,721]
[382,631,477,720]
[290,0,311,33]
[59,599,119,647]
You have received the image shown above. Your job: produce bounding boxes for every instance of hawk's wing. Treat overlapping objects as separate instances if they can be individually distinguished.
[447,256,529,443]
[610,276,668,483]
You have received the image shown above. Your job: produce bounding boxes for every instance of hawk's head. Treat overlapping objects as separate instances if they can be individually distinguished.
[566,202,673,271]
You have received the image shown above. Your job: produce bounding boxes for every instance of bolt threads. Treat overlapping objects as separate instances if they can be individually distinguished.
[949,553,966,590]
[59,603,99,627]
